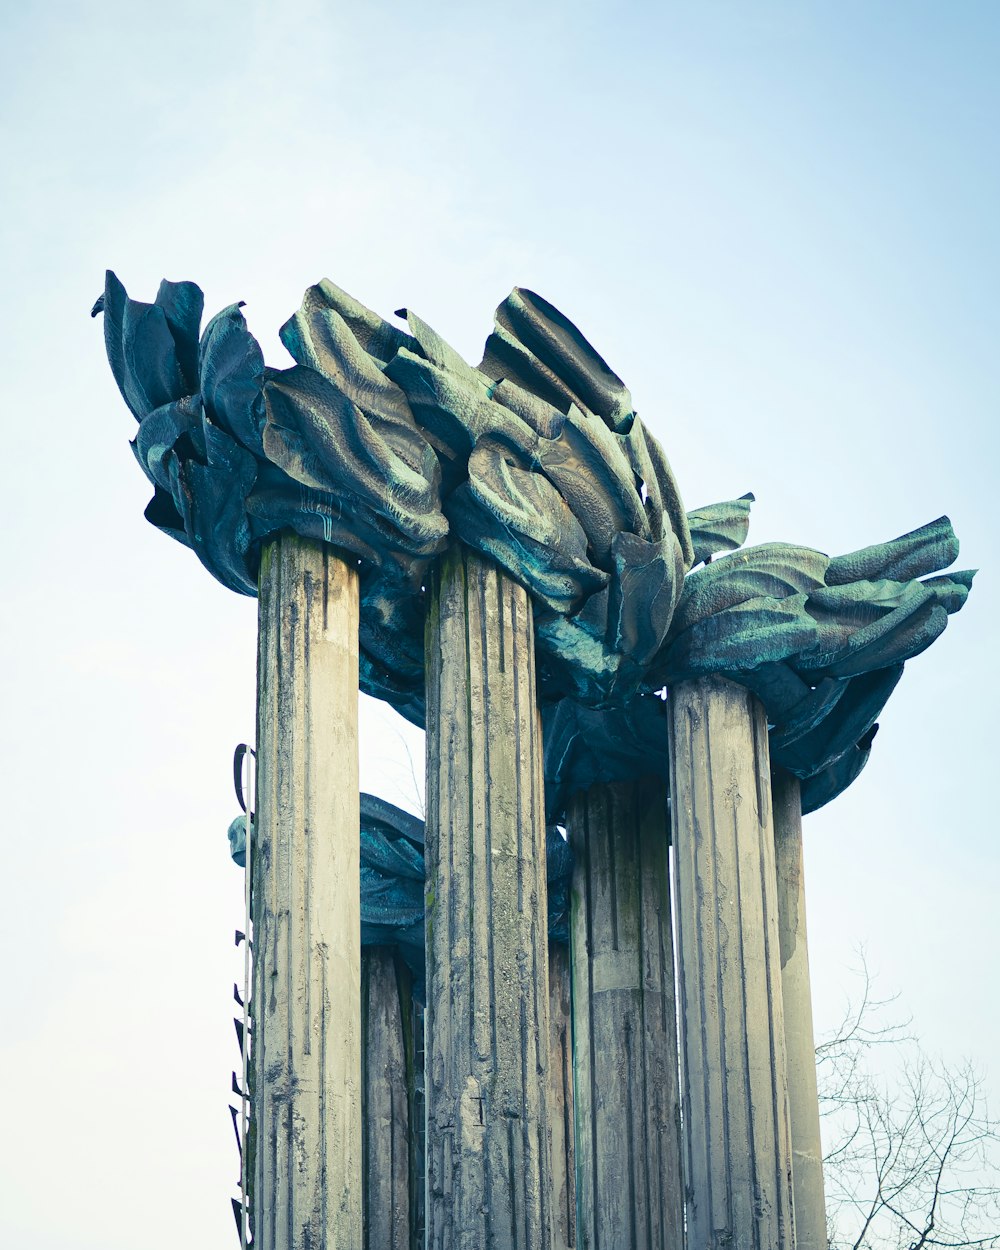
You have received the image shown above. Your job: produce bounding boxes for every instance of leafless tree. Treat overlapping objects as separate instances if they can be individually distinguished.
[818,957,1000,1249]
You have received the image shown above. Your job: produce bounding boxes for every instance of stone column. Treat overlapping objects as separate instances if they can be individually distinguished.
[362,948,413,1250]
[547,942,576,1250]
[253,535,362,1249]
[567,776,684,1250]
[424,545,552,1249]
[668,676,796,1249]
[772,769,827,1250]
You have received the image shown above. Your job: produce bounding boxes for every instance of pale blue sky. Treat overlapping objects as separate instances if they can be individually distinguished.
[1,4,997,1246]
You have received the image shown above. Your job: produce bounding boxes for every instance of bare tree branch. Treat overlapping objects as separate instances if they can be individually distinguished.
[819,961,1000,1249]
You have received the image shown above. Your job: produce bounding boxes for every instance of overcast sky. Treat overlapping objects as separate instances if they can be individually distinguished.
[1,3,997,1246]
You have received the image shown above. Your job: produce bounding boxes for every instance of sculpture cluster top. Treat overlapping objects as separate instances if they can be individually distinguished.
[95,273,973,813]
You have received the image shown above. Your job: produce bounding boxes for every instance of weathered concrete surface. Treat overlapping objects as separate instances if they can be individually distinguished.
[567,776,683,1250]
[668,676,796,1249]
[253,536,362,1249]
[547,943,576,1250]
[362,948,412,1250]
[425,545,553,1250]
[773,769,828,1250]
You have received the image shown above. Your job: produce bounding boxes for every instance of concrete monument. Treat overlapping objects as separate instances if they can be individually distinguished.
[96,272,973,1249]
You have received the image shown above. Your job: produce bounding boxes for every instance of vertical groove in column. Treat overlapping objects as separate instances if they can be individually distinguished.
[425,545,552,1249]
[253,535,362,1250]
[568,777,684,1250]
[548,942,576,1250]
[362,948,413,1250]
[772,769,828,1250]
[668,676,796,1250]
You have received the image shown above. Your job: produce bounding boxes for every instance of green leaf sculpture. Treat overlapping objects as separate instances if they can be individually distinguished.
[95,273,974,812]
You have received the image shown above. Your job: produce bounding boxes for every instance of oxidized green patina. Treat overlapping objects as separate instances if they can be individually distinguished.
[94,273,974,817]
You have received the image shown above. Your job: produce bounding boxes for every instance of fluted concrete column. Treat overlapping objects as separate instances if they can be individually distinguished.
[362,948,413,1250]
[424,545,552,1249]
[567,776,684,1249]
[772,769,827,1250]
[668,676,795,1249]
[253,536,362,1249]
[548,943,576,1250]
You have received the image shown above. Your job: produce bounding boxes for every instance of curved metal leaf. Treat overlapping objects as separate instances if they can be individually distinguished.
[687,493,755,565]
[826,516,959,586]
[101,270,188,419]
[199,304,266,457]
[155,278,203,393]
